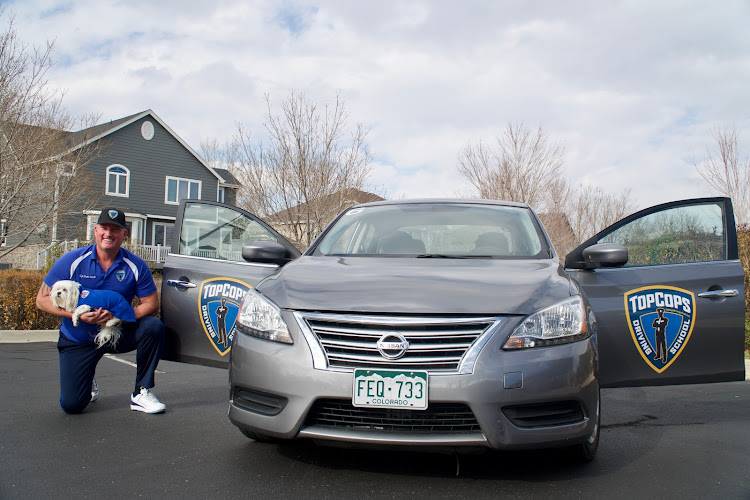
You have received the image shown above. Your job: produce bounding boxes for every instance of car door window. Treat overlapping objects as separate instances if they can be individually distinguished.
[597,202,725,266]
[178,202,279,262]
[567,197,744,387]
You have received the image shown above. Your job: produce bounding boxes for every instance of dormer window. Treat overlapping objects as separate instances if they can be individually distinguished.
[106,164,130,197]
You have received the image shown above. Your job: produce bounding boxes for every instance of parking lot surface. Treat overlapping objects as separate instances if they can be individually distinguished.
[1,341,748,499]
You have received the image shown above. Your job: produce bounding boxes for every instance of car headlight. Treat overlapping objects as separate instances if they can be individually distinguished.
[503,296,587,349]
[236,289,292,344]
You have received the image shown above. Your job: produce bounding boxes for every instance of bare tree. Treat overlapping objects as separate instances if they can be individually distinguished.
[569,186,634,242]
[457,122,566,213]
[457,122,635,256]
[199,136,235,170]
[694,124,750,228]
[0,12,101,258]
[231,91,375,247]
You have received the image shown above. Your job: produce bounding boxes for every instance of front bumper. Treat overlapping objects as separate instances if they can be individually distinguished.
[228,313,599,451]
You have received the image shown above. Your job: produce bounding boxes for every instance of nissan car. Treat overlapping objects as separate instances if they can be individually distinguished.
[161,197,746,460]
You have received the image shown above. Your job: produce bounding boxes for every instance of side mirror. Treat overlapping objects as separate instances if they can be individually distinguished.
[242,241,295,266]
[581,243,628,268]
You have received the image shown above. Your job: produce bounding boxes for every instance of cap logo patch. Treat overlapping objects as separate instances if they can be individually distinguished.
[108,210,118,219]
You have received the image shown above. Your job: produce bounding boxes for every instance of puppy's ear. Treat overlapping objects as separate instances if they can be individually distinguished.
[49,286,63,309]
[66,283,80,311]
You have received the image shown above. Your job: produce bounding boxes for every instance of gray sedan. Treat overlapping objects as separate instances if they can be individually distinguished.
[161,197,745,461]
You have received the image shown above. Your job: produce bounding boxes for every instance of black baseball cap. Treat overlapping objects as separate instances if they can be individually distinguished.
[97,208,127,231]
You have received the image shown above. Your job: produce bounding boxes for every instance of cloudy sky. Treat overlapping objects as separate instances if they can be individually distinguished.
[6,0,750,211]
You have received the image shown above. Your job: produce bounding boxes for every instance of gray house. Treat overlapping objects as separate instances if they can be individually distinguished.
[56,109,238,255]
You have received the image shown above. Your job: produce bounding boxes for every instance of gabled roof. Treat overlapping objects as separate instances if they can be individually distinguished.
[65,109,233,186]
[271,189,384,221]
[213,168,240,188]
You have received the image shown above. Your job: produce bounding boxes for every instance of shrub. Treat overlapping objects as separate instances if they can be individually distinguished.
[737,225,750,353]
[0,270,61,330]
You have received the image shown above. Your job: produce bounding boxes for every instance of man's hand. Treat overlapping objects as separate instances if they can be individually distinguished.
[79,308,114,325]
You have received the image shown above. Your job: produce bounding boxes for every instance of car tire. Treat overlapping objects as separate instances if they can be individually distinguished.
[570,394,600,462]
[239,427,279,443]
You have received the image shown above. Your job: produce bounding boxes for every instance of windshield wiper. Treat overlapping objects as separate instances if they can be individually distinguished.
[416,254,493,259]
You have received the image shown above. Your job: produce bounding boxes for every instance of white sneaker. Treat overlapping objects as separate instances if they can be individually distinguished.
[91,378,99,402]
[130,387,166,413]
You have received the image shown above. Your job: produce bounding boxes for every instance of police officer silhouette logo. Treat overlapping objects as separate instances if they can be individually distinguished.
[652,308,668,362]
[215,297,229,347]
[198,278,251,356]
[624,286,696,373]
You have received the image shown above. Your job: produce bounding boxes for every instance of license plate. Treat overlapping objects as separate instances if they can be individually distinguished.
[352,369,428,410]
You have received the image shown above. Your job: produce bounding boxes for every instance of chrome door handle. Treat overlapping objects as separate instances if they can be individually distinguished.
[166,279,197,289]
[698,289,739,298]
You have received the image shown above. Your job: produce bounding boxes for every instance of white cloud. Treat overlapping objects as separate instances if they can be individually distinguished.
[5,0,750,213]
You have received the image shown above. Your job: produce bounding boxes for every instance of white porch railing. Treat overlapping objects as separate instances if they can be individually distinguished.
[37,241,171,269]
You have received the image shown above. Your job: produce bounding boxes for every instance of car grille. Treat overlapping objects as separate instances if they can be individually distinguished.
[295,313,500,373]
[306,399,481,432]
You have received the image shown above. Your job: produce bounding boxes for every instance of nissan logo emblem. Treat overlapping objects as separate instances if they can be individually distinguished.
[377,332,409,360]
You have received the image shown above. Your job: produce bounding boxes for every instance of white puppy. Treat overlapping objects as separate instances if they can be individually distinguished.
[50,280,136,348]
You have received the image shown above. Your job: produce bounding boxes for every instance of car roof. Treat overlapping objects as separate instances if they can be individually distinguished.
[351,198,532,209]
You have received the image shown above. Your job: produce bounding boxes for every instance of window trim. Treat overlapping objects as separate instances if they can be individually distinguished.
[152,222,174,246]
[106,164,130,197]
[165,176,202,205]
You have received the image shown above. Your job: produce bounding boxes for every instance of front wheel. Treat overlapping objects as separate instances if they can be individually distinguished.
[570,394,600,462]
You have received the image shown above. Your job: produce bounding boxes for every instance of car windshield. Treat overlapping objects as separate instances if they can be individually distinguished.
[312,203,548,258]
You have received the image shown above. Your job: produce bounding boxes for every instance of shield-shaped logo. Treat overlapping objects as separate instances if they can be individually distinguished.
[198,277,251,356]
[108,210,119,219]
[624,285,696,373]
[115,270,126,282]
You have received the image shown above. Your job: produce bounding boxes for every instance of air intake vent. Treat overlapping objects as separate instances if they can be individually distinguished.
[233,387,288,416]
[502,401,584,428]
[305,399,481,432]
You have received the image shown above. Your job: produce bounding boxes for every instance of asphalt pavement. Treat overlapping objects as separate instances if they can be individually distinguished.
[1,332,749,499]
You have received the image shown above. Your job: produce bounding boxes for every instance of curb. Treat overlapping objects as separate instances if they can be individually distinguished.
[0,330,58,343]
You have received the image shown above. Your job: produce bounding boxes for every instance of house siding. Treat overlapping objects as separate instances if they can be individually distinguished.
[59,114,222,245]
[3,110,239,267]
[93,117,219,216]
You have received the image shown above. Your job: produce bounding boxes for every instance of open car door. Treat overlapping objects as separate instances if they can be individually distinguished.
[161,200,300,367]
[565,197,745,387]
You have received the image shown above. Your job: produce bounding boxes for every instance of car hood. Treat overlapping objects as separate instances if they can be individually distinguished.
[256,256,573,315]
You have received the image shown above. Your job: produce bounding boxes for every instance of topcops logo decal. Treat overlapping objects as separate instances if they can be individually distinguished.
[198,277,251,356]
[624,285,696,373]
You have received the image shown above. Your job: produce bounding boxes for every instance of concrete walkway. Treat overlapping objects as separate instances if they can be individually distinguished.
[0,329,59,343]
[2,330,749,380]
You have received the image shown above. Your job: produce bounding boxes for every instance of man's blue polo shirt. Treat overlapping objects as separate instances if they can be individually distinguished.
[44,244,157,343]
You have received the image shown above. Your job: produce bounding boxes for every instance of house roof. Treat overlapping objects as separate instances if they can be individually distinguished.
[271,189,384,221]
[64,109,237,187]
[213,168,240,188]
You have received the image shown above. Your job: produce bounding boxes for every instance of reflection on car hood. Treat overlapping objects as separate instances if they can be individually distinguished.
[257,256,572,315]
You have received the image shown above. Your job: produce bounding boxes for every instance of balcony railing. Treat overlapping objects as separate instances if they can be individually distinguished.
[37,240,171,269]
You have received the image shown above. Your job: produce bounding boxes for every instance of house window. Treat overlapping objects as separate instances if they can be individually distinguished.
[165,176,201,205]
[1,219,6,246]
[106,165,130,197]
[58,162,76,176]
[153,222,174,246]
[218,187,225,203]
